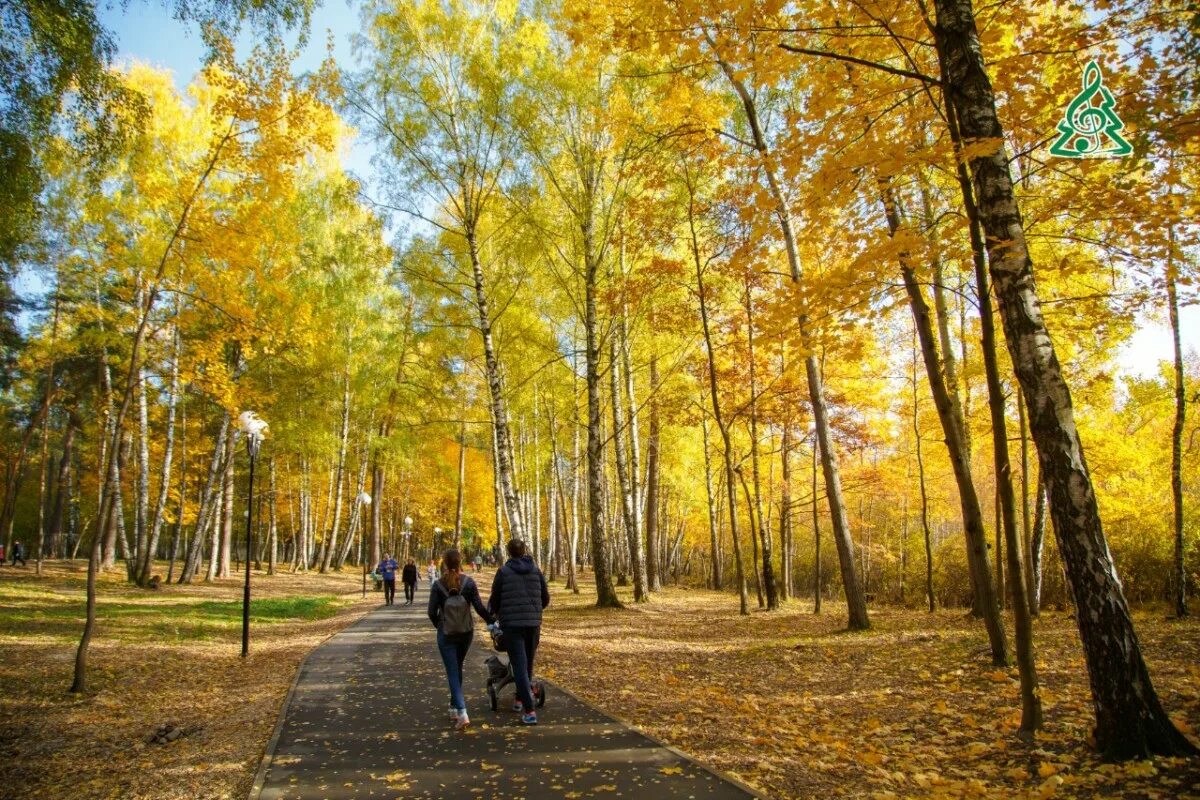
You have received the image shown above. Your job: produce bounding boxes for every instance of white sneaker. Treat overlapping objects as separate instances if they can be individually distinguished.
[455,710,471,731]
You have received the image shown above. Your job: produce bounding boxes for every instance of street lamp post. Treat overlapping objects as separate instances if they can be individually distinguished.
[237,411,267,658]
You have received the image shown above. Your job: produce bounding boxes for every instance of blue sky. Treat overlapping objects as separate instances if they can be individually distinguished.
[86,2,1200,379]
[98,0,378,185]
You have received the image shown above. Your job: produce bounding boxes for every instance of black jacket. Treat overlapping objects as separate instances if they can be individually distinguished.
[401,563,419,584]
[487,555,550,629]
[428,574,492,632]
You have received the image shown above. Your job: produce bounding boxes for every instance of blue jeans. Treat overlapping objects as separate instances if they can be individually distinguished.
[504,626,540,712]
[436,630,472,712]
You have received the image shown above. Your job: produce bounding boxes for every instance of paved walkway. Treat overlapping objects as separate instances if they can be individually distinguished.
[252,585,760,799]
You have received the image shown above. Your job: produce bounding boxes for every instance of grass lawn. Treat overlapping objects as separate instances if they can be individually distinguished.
[0,560,376,799]
[538,575,1200,799]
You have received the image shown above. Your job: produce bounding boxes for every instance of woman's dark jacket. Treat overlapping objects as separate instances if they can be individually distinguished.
[401,563,419,584]
[487,555,550,629]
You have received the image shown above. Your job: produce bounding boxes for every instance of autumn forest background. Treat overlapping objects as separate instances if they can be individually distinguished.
[1,0,1199,797]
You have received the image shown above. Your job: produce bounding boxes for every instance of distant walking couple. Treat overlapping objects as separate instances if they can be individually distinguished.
[375,554,420,605]
[428,539,548,731]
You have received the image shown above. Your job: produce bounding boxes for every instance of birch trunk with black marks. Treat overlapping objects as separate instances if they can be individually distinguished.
[932,0,1193,757]
[137,324,180,586]
[644,351,663,592]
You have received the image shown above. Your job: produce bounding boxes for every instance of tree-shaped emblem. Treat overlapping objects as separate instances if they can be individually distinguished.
[1049,61,1132,158]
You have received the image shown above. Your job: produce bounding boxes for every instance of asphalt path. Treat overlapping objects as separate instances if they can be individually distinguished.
[251,584,761,799]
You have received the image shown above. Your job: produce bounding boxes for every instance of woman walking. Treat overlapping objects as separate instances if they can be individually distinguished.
[428,548,493,730]
[487,539,550,725]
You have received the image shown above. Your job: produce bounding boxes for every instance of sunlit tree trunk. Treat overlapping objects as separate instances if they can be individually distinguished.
[217,422,234,578]
[882,183,1007,665]
[812,440,821,614]
[743,278,777,609]
[1167,245,1187,618]
[712,45,868,630]
[138,322,180,585]
[701,414,722,591]
[933,0,1193,756]
[268,457,278,575]
[913,333,935,613]
[453,421,466,550]
[610,316,646,603]
[466,230,526,542]
[321,368,351,572]
[688,169,747,615]
[644,350,663,592]
[180,412,226,583]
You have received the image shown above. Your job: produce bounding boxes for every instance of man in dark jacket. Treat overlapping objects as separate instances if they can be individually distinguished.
[487,539,550,724]
[401,559,419,605]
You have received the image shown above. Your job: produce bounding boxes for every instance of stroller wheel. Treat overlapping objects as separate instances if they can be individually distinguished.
[534,681,546,708]
[487,683,498,712]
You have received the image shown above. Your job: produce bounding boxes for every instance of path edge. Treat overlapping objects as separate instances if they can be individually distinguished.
[543,676,771,799]
[247,604,376,800]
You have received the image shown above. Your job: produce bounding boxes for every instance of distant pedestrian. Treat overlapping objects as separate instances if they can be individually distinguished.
[428,548,493,731]
[487,539,549,725]
[10,540,26,567]
[401,559,419,604]
[473,554,482,573]
[0,542,6,565]
[427,562,437,584]
[377,553,399,605]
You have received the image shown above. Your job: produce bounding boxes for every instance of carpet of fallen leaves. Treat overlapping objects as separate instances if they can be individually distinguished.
[0,561,374,800]
[538,578,1200,800]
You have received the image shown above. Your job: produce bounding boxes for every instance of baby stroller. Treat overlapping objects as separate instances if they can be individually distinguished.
[484,626,547,712]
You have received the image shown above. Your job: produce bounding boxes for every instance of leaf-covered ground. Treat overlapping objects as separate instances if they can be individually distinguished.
[3,565,1199,799]
[538,579,1200,799]
[0,562,374,800]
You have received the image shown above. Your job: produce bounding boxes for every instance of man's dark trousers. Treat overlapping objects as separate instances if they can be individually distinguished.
[383,578,396,605]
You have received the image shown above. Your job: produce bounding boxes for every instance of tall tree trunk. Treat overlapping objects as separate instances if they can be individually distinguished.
[744,279,778,609]
[1030,474,1047,612]
[610,317,647,602]
[644,350,663,592]
[453,420,466,549]
[812,440,821,614]
[321,369,351,572]
[181,413,227,583]
[913,334,935,613]
[167,399,186,583]
[1167,261,1188,618]
[49,415,78,558]
[336,454,368,568]
[218,422,234,578]
[711,43,867,630]
[780,422,792,602]
[701,414,722,590]
[1018,387,1035,613]
[979,282,1043,732]
[568,348,581,592]
[268,457,278,575]
[688,176,747,614]
[932,0,1193,757]
[138,322,180,585]
[466,230,526,541]
[883,183,1007,664]
[133,363,151,581]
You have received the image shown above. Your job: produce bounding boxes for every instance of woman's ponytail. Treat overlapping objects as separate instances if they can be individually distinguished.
[441,548,463,592]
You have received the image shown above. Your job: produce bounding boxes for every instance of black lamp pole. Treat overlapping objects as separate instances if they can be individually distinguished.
[241,436,259,658]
